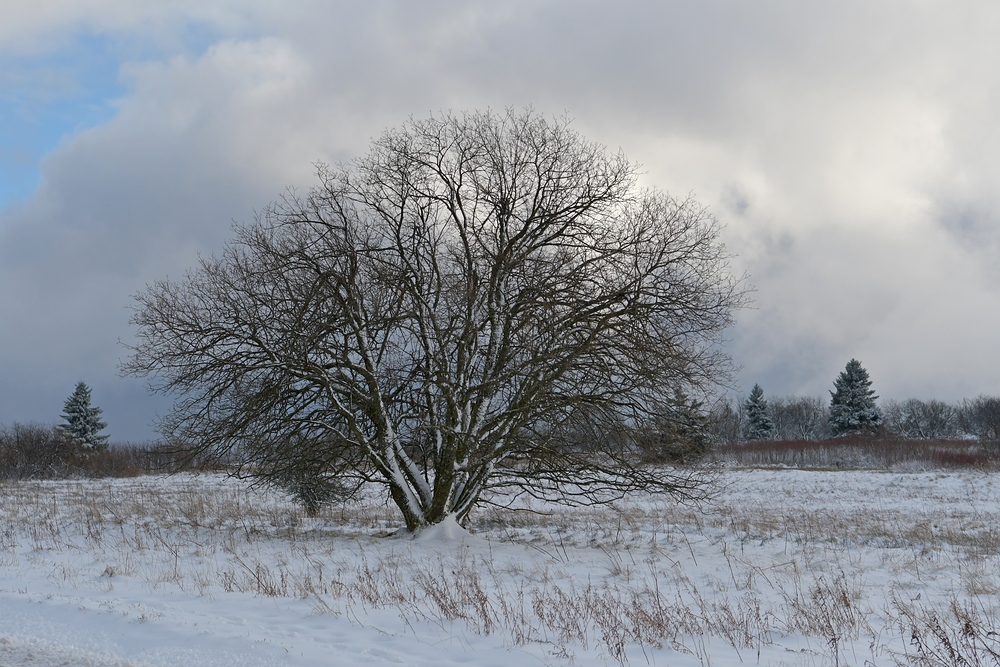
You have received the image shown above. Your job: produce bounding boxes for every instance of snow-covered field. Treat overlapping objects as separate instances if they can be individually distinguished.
[2,468,999,666]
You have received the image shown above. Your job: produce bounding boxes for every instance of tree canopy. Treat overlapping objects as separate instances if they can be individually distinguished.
[124,109,748,531]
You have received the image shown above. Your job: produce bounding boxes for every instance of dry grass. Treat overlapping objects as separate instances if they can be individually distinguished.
[891,596,1000,666]
[2,471,999,665]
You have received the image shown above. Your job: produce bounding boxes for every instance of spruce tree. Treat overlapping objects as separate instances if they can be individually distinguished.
[640,389,713,462]
[829,359,882,436]
[742,383,774,441]
[59,382,109,449]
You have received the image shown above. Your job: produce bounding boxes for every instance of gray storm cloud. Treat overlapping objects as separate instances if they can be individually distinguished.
[3,1,1000,440]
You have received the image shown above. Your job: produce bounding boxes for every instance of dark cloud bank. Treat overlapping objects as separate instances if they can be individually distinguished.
[3,1,1000,440]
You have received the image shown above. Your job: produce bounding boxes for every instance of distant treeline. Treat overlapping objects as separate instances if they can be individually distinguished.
[708,394,1000,444]
[0,422,221,480]
[6,394,1000,481]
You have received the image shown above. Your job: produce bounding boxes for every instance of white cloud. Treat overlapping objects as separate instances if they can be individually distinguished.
[4,1,1000,437]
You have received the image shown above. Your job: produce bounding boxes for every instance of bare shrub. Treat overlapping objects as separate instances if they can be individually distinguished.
[277,473,348,517]
[134,440,229,473]
[0,424,231,479]
[0,423,146,479]
[712,437,996,470]
[0,423,78,479]
[932,449,992,468]
[73,445,145,478]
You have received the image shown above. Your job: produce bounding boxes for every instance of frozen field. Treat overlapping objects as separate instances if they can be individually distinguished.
[1,468,999,666]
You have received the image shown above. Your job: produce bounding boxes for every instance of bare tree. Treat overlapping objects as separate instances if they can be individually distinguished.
[707,398,743,445]
[769,396,829,441]
[124,109,747,531]
[883,398,958,439]
[958,395,1000,447]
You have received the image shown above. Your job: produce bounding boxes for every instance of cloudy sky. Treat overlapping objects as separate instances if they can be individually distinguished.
[3,1,1000,441]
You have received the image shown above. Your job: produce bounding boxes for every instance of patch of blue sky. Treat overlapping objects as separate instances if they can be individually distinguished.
[0,23,241,212]
[0,33,128,210]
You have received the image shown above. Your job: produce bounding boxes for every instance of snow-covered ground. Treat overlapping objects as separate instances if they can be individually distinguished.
[2,468,999,666]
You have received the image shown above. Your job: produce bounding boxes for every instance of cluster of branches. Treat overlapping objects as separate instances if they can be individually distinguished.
[125,109,747,530]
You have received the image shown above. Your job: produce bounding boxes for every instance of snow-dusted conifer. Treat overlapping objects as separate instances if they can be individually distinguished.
[742,383,774,441]
[59,382,109,449]
[828,359,882,436]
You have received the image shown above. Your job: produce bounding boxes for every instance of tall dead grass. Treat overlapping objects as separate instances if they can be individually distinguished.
[891,596,1000,667]
[713,437,996,470]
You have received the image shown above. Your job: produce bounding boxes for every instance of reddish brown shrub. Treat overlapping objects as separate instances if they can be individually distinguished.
[712,437,996,470]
